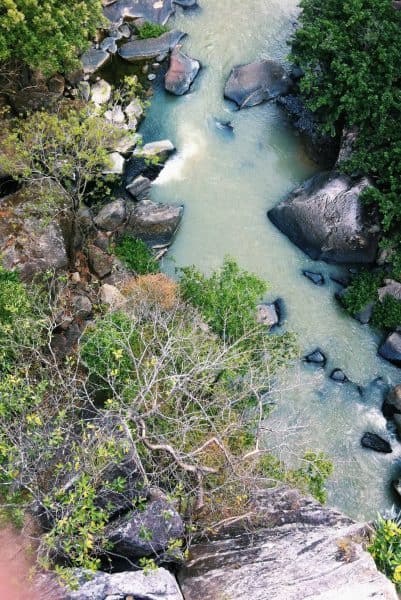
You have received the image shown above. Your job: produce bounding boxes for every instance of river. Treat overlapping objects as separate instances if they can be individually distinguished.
[138,0,401,520]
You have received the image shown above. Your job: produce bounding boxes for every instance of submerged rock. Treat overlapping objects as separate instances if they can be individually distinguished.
[304,349,326,366]
[214,118,234,133]
[126,199,183,247]
[224,60,292,108]
[268,172,379,264]
[361,432,392,454]
[165,48,200,95]
[119,31,186,62]
[303,270,325,285]
[379,332,401,366]
[66,568,183,600]
[330,369,348,383]
[178,486,397,600]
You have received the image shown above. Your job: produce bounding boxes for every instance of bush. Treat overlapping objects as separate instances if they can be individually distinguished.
[137,22,169,40]
[0,0,104,75]
[113,236,159,275]
[372,295,401,330]
[292,0,401,271]
[342,271,383,316]
[368,516,401,589]
[179,257,268,342]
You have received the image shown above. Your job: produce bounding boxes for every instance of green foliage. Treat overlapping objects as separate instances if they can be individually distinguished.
[342,271,382,315]
[292,0,401,268]
[259,450,333,504]
[179,257,267,343]
[137,22,169,40]
[368,515,401,589]
[0,267,44,372]
[0,0,104,76]
[372,295,401,330]
[113,236,159,275]
[1,107,124,217]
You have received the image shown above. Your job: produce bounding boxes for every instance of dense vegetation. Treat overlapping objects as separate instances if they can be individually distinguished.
[113,235,159,275]
[137,22,169,40]
[292,0,401,276]
[369,516,401,590]
[0,0,104,75]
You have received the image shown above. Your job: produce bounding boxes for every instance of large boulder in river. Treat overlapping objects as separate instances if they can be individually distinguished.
[268,172,380,263]
[224,60,292,108]
[126,200,184,247]
[379,332,401,366]
[178,486,397,600]
[66,568,183,600]
[119,31,186,62]
[165,48,200,95]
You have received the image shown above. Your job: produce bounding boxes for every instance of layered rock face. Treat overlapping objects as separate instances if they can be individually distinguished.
[268,172,379,263]
[178,486,397,600]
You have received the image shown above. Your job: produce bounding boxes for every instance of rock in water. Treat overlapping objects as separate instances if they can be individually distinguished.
[361,432,392,453]
[303,270,325,285]
[165,49,200,95]
[67,568,183,600]
[330,369,348,383]
[379,332,401,366]
[224,60,292,108]
[304,349,326,366]
[178,486,397,599]
[383,384,401,418]
[119,31,186,62]
[268,172,379,263]
[104,0,176,25]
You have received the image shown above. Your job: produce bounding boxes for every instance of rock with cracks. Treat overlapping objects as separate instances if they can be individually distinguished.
[119,31,186,62]
[268,172,379,263]
[165,48,200,95]
[126,200,183,248]
[224,60,292,108]
[178,486,397,600]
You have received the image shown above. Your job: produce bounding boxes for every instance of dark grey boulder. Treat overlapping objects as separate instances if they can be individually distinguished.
[66,567,183,600]
[379,332,401,366]
[268,172,379,264]
[107,498,184,560]
[361,432,392,454]
[304,349,326,366]
[126,199,183,247]
[277,94,338,168]
[393,478,401,500]
[81,48,110,75]
[303,270,324,285]
[178,486,397,600]
[165,48,200,95]
[119,31,186,62]
[94,199,126,231]
[330,369,348,383]
[104,0,175,25]
[224,60,292,108]
[383,384,401,419]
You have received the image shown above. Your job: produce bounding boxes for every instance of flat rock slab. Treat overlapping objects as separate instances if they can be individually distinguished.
[224,60,292,108]
[268,172,379,264]
[104,0,175,25]
[165,48,200,95]
[178,486,397,600]
[81,48,110,74]
[119,30,186,61]
[67,568,183,600]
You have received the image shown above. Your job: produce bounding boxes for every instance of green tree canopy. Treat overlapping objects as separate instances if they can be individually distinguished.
[0,0,104,75]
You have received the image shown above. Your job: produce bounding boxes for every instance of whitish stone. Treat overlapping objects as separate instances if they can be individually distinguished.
[91,79,112,105]
[99,284,126,309]
[103,152,125,175]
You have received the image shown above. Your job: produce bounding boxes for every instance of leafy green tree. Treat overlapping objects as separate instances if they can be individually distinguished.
[292,0,401,267]
[0,0,104,76]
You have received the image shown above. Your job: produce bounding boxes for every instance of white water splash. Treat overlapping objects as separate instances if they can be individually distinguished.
[154,127,206,185]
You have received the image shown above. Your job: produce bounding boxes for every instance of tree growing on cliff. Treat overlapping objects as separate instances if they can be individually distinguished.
[0,0,104,76]
[1,106,129,260]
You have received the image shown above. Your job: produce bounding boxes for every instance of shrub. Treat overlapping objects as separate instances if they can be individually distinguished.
[137,22,169,40]
[342,271,382,315]
[372,295,401,330]
[179,257,268,343]
[0,0,105,75]
[368,516,401,589]
[113,236,159,275]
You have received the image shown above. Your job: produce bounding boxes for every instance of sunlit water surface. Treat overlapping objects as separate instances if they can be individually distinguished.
[137,0,401,520]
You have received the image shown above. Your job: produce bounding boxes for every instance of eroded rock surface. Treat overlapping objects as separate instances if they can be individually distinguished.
[224,60,292,108]
[178,487,397,600]
[268,172,379,263]
[165,48,200,95]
